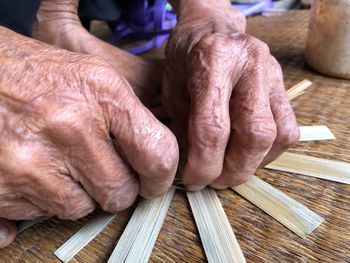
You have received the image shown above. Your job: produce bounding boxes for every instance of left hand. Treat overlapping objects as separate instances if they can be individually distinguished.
[163,2,300,190]
[33,0,163,108]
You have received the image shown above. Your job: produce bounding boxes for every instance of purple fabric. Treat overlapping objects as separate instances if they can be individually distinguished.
[234,0,273,16]
[109,0,176,54]
[109,0,273,54]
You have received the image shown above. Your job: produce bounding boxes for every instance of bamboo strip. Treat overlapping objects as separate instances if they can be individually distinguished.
[299,125,335,141]
[187,188,246,263]
[290,148,350,158]
[17,216,49,233]
[107,189,175,263]
[233,176,324,238]
[266,152,350,184]
[55,211,116,262]
[286,79,313,100]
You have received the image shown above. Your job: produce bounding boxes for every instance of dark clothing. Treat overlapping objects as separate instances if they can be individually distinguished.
[0,0,40,36]
[0,0,121,36]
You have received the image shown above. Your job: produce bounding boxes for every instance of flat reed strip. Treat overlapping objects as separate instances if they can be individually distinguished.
[266,152,350,184]
[187,188,246,263]
[107,189,175,263]
[287,79,313,100]
[17,216,49,233]
[233,176,324,238]
[54,212,116,262]
[299,125,335,141]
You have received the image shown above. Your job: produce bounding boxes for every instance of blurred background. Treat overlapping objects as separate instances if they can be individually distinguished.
[87,0,314,55]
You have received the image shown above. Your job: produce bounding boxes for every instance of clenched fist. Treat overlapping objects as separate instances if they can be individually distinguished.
[0,26,178,246]
[164,0,299,190]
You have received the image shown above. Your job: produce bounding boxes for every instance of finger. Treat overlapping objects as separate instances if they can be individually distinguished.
[261,57,299,166]
[43,97,137,213]
[2,133,95,220]
[69,137,139,212]
[10,157,95,220]
[0,218,16,249]
[211,50,277,188]
[182,34,235,191]
[105,75,179,198]
[23,170,95,220]
[0,197,49,220]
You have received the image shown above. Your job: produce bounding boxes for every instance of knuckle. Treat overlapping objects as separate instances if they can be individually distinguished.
[99,180,138,212]
[55,190,95,220]
[240,123,276,150]
[198,33,227,49]
[192,33,230,59]
[251,37,270,52]
[247,37,270,59]
[155,134,179,177]
[79,55,125,94]
[47,107,84,133]
[141,129,179,181]
[277,126,300,147]
[193,118,230,149]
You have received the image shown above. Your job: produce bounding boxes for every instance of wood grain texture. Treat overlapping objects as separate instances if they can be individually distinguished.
[1,11,350,263]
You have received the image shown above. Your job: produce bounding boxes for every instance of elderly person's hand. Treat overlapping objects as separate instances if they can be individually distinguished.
[0,27,178,248]
[164,0,299,191]
[33,0,163,108]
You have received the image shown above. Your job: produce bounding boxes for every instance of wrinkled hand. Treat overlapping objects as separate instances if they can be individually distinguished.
[0,27,178,247]
[163,2,299,190]
[33,0,163,108]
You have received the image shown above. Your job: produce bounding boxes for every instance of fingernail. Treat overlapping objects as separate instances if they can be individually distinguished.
[0,224,10,242]
[185,184,206,192]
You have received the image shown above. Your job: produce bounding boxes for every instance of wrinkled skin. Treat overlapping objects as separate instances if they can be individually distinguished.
[0,0,299,248]
[164,1,299,190]
[32,0,164,108]
[0,27,178,247]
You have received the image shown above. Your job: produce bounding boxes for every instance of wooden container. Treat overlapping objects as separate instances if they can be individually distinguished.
[306,0,350,79]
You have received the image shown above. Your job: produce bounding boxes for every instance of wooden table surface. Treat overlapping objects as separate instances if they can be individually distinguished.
[2,10,350,263]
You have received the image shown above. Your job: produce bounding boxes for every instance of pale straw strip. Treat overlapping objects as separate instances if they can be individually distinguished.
[17,216,50,233]
[286,79,313,100]
[266,152,350,184]
[233,176,324,238]
[187,188,246,263]
[107,189,175,263]
[289,148,350,159]
[299,125,336,141]
[54,211,116,262]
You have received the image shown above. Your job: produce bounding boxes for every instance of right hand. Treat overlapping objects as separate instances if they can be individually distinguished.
[0,27,178,247]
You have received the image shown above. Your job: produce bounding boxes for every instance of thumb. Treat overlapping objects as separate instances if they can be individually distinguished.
[0,218,16,249]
